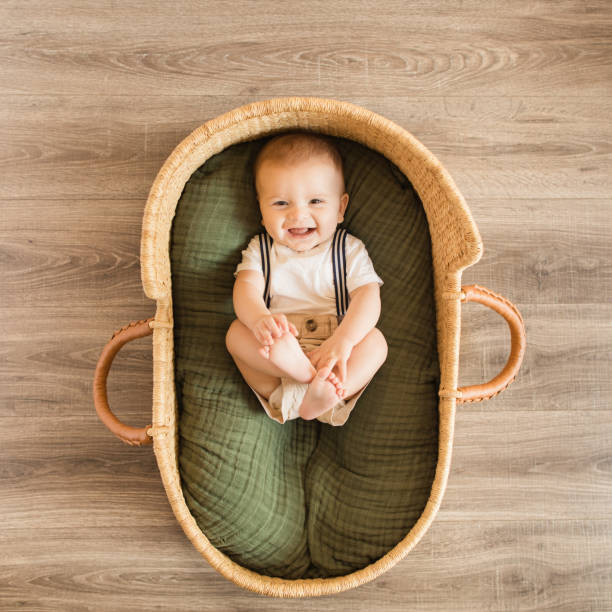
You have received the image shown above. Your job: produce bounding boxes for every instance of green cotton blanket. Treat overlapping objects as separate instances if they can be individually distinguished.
[170,135,439,579]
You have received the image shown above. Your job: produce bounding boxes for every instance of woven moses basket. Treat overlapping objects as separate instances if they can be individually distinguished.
[93,97,526,597]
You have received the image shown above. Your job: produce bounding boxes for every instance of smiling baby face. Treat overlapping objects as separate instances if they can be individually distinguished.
[254,136,349,252]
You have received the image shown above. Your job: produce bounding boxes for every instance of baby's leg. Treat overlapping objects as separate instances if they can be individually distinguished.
[340,327,388,400]
[231,354,281,401]
[299,327,387,420]
[226,319,316,387]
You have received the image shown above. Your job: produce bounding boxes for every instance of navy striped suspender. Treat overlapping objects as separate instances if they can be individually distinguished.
[258,232,273,308]
[258,228,349,317]
[332,228,350,319]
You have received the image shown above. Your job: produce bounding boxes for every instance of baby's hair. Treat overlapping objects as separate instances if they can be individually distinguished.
[253,131,345,194]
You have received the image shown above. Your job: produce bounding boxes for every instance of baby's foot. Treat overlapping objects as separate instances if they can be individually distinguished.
[257,332,314,383]
[299,370,345,421]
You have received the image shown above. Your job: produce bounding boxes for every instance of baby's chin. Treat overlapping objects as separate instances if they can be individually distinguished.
[280,240,317,252]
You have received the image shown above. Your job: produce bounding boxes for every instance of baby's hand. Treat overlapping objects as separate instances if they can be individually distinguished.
[306,334,353,384]
[252,313,299,346]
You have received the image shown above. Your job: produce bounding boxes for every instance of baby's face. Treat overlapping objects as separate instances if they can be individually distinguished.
[255,154,349,252]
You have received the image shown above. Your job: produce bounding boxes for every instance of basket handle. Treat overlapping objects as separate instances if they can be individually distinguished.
[93,318,154,446]
[457,285,526,403]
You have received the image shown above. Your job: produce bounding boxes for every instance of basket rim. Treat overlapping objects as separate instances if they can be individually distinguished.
[141,96,476,597]
[141,96,481,300]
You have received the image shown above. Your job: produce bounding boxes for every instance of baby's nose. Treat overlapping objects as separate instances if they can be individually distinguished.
[288,209,311,223]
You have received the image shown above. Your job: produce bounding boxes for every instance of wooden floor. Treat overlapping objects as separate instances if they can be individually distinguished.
[2,1,610,610]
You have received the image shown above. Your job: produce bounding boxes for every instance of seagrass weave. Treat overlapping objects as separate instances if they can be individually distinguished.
[94,96,525,597]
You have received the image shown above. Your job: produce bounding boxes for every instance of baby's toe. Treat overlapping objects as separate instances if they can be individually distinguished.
[325,373,346,398]
[328,374,341,388]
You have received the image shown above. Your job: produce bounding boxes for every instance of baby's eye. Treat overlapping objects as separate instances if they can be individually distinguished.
[310,199,324,204]
[273,200,288,206]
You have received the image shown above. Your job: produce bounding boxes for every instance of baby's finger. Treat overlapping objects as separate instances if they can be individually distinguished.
[279,317,298,336]
[266,318,282,338]
[261,333,273,346]
[256,326,274,345]
[318,359,336,380]
[274,314,289,333]
[280,315,294,335]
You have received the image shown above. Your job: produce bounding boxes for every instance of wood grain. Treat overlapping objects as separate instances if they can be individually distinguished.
[458,303,612,411]
[1,0,611,609]
[0,96,609,200]
[1,521,610,610]
[1,1,610,98]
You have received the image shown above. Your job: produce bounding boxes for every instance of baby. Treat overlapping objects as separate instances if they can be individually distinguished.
[225,131,388,426]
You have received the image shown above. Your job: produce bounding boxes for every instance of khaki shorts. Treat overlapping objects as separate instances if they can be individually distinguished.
[247,313,372,427]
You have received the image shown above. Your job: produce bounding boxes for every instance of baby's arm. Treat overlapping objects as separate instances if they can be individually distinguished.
[233,270,297,345]
[334,282,381,346]
[306,282,381,381]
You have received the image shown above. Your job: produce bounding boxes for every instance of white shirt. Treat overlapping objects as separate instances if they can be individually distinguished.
[233,231,383,315]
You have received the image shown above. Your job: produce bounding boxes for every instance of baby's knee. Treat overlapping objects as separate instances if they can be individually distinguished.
[371,327,388,360]
[369,326,387,347]
[225,319,242,353]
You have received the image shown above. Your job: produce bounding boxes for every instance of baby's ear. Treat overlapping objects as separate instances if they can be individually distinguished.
[338,192,349,220]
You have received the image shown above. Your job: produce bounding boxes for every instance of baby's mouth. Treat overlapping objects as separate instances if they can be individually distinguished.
[288,227,315,236]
